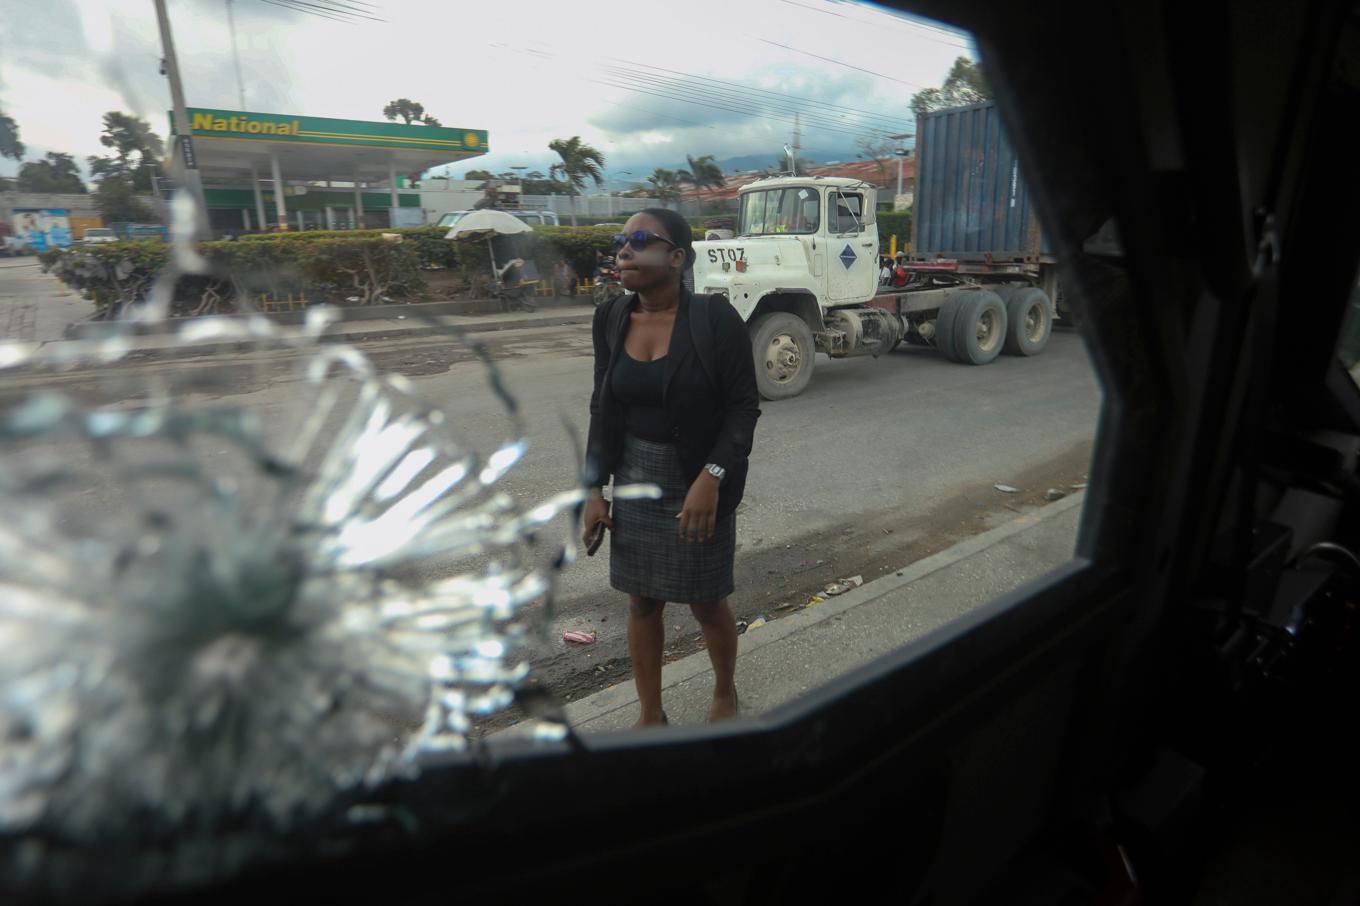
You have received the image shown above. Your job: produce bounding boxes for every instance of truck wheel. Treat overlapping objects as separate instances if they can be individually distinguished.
[1002,287,1054,356]
[951,290,1008,365]
[933,298,963,362]
[751,312,815,400]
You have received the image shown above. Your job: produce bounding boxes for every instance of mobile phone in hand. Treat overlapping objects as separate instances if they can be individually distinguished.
[586,521,607,556]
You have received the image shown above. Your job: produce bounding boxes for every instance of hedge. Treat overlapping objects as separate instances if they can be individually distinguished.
[37,216,802,318]
[41,236,426,316]
[38,225,627,317]
[876,210,913,253]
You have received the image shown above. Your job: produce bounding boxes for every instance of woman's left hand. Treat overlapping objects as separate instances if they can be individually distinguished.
[676,473,720,542]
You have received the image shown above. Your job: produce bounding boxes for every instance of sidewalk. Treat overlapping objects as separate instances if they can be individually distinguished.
[495,492,1086,738]
[0,259,94,343]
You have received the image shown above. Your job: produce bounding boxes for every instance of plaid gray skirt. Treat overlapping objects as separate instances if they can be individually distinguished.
[610,433,736,603]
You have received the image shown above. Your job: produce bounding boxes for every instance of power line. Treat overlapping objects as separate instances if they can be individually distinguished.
[256,0,384,23]
[595,94,723,131]
[831,1,975,42]
[587,74,897,143]
[775,0,973,50]
[756,37,933,89]
[602,57,914,131]
[591,76,891,141]
[487,39,914,145]
[491,41,912,137]
[600,65,907,139]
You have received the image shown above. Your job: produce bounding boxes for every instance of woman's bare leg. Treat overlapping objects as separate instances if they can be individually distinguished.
[628,595,667,727]
[690,598,738,721]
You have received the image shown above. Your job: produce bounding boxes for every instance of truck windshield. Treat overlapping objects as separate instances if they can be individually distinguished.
[437,213,467,228]
[738,187,820,236]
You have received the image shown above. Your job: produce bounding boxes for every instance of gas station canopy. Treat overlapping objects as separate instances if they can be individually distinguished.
[174,107,488,183]
[169,107,488,232]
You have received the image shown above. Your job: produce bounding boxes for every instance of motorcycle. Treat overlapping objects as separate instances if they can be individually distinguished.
[592,254,625,307]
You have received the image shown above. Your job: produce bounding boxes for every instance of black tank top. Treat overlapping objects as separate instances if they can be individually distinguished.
[612,352,671,442]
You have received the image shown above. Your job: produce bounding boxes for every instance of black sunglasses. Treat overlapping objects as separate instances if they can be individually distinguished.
[611,230,678,252]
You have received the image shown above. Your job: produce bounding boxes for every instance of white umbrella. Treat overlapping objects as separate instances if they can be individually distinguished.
[445,210,533,282]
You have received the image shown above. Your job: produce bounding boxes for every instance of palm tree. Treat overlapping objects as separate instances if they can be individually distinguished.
[676,154,724,215]
[547,136,606,226]
[647,168,683,208]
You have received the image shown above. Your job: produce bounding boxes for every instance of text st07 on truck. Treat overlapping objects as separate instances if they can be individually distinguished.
[692,175,1060,401]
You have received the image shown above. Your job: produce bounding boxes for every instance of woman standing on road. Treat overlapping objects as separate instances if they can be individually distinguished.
[581,208,760,726]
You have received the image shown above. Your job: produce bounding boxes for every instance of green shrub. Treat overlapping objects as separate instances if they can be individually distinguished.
[41,240,172,313]
[532,225,618,279]
[41,235,426,315]
[39,223,646,316]
[293,237,425,304]
[876,209,913,253]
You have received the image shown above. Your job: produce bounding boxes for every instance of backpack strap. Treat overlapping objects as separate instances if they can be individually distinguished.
[689,293,719,391]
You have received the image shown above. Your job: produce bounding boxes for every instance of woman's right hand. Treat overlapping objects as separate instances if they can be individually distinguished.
[581,491,613,546]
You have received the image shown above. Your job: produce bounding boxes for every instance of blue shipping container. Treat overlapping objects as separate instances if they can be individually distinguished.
[913,101,1050,261]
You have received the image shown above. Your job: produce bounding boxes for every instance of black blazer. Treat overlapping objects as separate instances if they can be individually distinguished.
[586,289,761,519]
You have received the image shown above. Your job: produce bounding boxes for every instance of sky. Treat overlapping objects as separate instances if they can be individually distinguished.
[0,0,976,188]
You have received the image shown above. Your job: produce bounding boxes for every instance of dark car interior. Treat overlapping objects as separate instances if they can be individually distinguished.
[26,0,1360,902]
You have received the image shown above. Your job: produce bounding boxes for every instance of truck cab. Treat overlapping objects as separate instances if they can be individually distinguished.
[694,176,879,321]
[693,173,1057,401]
[693,176,891,399]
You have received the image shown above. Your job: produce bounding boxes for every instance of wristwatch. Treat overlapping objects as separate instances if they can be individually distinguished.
[703,463,727,483]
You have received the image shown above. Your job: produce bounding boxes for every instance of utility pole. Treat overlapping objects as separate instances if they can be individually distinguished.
[226,0,247,109]
[791,112,802,175]
[889,131,913,205]
[153,0,211,239]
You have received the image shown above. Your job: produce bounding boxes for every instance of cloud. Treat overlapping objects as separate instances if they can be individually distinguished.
[2,0,971,180]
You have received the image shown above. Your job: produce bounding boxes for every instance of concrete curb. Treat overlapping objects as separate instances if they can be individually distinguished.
[329,312,594,344]
[66,301,593,339]
[28,310,595,365]
[527,491,1088,733]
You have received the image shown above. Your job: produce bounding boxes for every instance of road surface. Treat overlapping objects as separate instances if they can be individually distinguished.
[0,260,1102,708]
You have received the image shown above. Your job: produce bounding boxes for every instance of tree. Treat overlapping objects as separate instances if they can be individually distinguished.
[97,111,164,169]
[547,135,606,226]
[855,137,897,186]
[910,56,992,114]
[1,109,23,161]
[518,170,570,195]
[383,98,441,126]
[88,112,164,192]
[94,177,153,223]
[17,152,87,193]
[646,168,683,207]
[676,153,724,212]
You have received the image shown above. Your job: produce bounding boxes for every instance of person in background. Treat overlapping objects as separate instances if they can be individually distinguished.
[892,252,910,288]
[553,257,577,296]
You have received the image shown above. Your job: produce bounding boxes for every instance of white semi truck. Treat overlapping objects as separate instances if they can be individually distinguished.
[696,103,1066,399]
[692,174,1059,400]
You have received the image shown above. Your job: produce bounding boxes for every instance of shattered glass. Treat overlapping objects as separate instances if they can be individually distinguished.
[0,199,655,896]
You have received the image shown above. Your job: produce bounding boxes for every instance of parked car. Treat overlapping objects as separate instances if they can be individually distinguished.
[1,235,30,256]
[434,209,560,229]
[81,228,117,245]
[510,210,560,226]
